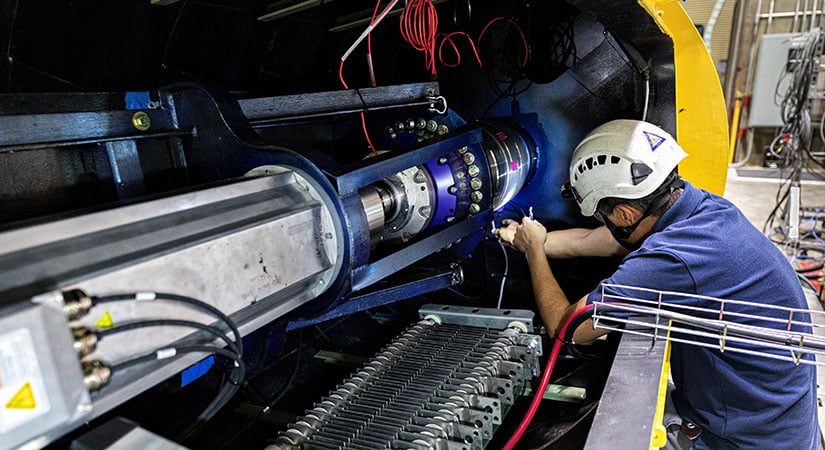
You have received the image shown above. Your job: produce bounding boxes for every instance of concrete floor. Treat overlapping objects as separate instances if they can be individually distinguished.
[723,167,825,229]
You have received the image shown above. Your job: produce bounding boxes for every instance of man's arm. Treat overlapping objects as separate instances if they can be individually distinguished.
[544,226,628,259]
[495,220,627,259]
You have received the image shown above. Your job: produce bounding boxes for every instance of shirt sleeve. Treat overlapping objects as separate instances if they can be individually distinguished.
[585,248,698,309]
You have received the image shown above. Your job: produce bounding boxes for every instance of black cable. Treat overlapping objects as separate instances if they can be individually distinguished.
[98,319,241,356]
[217,329,304,450]
[767,30,822,250]
[92,291,245,444]
[112,345,243,375]
[529,400,599,450]
[799,272,819,292]
[92,292,242,356]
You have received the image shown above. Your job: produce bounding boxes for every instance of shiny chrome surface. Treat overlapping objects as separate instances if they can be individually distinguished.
[478,120,536,210]
[381,166,436,244]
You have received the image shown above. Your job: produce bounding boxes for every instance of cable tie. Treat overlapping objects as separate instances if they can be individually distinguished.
[719,324,727,353]
[156,348,177,359]
[136,292,157,301]
[795,335,805,366]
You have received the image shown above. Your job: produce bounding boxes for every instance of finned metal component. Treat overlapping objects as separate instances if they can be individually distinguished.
[82,360,112,392]
[274,310,542,449]
[72,326,98,357]
[62,289,93,321]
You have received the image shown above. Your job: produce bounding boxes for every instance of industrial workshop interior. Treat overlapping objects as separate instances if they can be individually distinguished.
[3,0,825,448]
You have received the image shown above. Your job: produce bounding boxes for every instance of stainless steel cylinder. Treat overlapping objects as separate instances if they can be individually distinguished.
[358,185,387,247]
[478,119,536,210]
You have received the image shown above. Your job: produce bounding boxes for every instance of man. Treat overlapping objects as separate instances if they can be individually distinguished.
[493,119,819,449]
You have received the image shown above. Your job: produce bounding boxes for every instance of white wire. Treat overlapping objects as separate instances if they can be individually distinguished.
[340,0,401,62]
[496,238,508,309]
[641,75,650,122]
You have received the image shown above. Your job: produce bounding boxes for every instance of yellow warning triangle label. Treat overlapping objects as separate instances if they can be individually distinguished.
[6,382,35,409]
[95,311,115,328]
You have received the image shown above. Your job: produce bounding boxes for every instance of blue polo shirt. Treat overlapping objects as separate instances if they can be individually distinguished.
[586,182,819,449]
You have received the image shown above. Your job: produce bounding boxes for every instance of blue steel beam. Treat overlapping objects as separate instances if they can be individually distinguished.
[332,127,482,196]
[351,211,490,291]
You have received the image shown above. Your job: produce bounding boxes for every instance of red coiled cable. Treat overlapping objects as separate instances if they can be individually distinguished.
[400,0,439,76]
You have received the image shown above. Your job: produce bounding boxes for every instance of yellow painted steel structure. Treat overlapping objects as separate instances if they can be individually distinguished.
[649,324,674,449]
[638,0,730,195]
[633,2,729,447]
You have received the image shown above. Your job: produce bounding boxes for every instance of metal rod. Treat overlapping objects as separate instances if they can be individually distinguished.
[819,0,825,29]
[767,0,776,32]
[794,0,802,32]
[808,0,819,31]
[724,0,746,109]
[745,0,764,95]
[759,9,823,19]
[803,0,810,31]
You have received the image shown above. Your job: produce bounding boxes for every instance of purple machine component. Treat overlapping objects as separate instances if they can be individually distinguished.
[423,157,457,227]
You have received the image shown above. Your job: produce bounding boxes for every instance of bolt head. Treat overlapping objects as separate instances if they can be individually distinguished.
[131,111,151,131]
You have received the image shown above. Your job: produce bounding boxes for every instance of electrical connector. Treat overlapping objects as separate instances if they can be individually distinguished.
[81,360,111,392]
[72,326,98,357]
[62,289,92,321]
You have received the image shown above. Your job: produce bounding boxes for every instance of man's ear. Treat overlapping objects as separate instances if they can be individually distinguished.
[612,203,640,226]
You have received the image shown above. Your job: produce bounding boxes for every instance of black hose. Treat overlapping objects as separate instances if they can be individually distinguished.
[93,292,242,356]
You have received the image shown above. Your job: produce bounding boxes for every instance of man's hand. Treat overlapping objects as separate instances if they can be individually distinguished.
[494,217,547,256]
[492,219,519,246]
[512,217,547,256]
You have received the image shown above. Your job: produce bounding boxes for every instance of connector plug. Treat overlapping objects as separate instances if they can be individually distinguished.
[72,326,98,357]
[62,289,92,321]
[82,360,111,392]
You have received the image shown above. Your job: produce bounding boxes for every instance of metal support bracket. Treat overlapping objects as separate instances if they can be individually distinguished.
[419,304,535,332]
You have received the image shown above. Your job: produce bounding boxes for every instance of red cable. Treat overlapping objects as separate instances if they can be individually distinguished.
[338,60,377,156]
[360,112,378,156]
[338,59,349,90]
[502,304,596,450]
[478,16,529,68]
[367,0,381,86]
[400,0,438,75]
[437,31,482,68]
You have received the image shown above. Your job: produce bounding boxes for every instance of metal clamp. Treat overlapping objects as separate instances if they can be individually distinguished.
[428,95,448,115]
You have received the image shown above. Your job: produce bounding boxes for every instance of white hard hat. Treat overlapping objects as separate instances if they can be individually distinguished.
[567,119,688,217]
